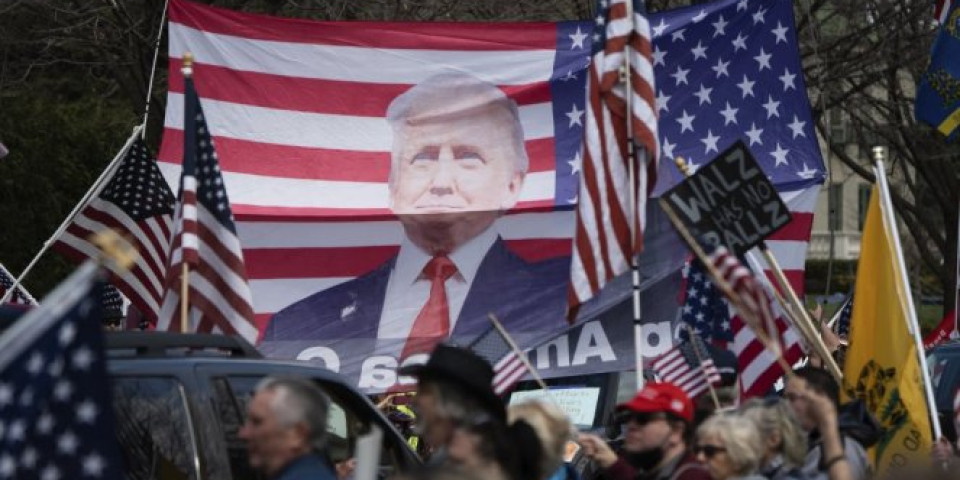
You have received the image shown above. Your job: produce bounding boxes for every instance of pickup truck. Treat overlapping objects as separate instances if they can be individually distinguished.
[105,332,419,479]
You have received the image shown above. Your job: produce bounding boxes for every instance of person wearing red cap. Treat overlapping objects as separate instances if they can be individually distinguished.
[579,383,710,480]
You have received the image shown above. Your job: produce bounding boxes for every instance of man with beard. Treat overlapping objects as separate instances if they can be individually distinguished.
[579,383,710,480]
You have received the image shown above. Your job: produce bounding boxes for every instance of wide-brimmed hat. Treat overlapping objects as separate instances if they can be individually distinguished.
[398,343,505,422]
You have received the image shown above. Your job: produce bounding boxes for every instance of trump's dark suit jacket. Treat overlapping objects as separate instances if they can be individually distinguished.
[263,237,568,342]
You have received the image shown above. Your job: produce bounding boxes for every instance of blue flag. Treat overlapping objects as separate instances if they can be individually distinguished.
[651,0,825,195]
[0,262,124,479]
[916,5,960,140]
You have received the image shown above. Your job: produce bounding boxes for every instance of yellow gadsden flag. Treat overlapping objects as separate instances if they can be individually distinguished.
[843,186,932,473]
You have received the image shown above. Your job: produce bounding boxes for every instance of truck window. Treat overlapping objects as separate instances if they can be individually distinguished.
[112,377,199,480]
[213,376,406,478]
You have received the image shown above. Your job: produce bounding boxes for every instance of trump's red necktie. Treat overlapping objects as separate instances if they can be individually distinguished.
[401,255,457,358]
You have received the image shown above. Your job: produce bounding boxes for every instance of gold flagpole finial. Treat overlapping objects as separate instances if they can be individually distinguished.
[674,156,692,177]
[181,52,194,77]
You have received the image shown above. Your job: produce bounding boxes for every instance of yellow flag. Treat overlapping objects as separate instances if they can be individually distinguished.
[843,187,932,473]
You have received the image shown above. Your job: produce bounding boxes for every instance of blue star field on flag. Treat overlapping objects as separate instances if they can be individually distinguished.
[651,0,825,195]
[0,263,123,480]
[679,255,735,346]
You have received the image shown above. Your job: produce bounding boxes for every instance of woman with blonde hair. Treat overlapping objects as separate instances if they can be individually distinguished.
[739,398,808,480]
[694,412,766,480]
[508,400,579,480]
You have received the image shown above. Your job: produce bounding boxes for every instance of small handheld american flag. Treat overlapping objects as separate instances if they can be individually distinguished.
[0,263,37,306]
[650,334,721,399]
[468,323,530,396]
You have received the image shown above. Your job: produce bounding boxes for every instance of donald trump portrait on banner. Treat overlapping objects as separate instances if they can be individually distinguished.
[262,72,569,360]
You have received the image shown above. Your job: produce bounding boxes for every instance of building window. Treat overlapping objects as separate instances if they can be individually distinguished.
[828,184,844,231]
[858,184,871,230]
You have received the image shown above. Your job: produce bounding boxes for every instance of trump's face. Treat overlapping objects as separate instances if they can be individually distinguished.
[390,106,525,253]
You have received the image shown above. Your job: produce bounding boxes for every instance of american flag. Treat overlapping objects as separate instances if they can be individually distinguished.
[936,0,954,24]
[54,134,175,322]
[649,335,720,398]
[469,325,528,396]
[159,0,590,335]
[0,261,123,480]
[650,0,824,298]
[833,293,853,339]
[569,0,658,307]
[0,263,37,306]
[156,70,258,342]
[680,245,803,397]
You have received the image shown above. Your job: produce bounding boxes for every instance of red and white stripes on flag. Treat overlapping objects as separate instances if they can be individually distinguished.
[936,0,954,24]
[732,250,803,397]
[650,338,720,399]
[159,0,587,333]
[157,73,258,342]
[493,352,528,396]
[54,134,175,320]
[469,325,529,396]
[570,0,658,307]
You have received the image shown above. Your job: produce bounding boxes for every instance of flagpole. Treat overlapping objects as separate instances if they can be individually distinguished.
[954,195,959,339]
[757,245,843,381]
[659,198,794,375]
[621,0,646,392]
[683,324,721,410]
[488,313,549,390]
[179,53,195,335]
[0,125,144,305]
[139,0,171,141]
[873,158,942,441]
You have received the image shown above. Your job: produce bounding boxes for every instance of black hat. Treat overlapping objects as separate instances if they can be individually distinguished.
[398,343,505,422]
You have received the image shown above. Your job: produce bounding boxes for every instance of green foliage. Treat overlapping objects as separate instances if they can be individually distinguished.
[0,82,137,297]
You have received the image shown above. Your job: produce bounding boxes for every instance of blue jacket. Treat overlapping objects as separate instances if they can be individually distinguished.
[272,454,336,480]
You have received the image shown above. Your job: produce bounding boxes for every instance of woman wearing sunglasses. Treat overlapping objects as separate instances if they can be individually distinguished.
[693,412,767,480]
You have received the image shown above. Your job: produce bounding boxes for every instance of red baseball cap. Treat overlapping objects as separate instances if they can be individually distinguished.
[616,382,693,423]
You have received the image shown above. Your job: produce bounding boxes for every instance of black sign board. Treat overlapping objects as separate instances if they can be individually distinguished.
[659,141,791,256]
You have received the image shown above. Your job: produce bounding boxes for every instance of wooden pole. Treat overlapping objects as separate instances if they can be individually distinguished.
[658,198,794,376]
[488,313,549,390]
[683,324,721,410]
[756,246,842,381]
[180,263,190,333]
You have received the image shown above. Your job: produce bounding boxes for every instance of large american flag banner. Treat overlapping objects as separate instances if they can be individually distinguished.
[650,0,824,298]
[159,0,591,334]
[0,261,124,480]
[157,70,258,342]
[569,0,658,306]
[54,134,175,321]
[0,263,37,306]
[680,246,803,397]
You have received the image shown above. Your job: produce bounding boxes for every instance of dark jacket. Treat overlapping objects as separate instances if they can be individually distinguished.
[599,451,711,480]
[272,454,336,480]
[264,237,568,342]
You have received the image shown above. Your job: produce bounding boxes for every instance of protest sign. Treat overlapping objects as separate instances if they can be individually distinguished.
[660,141,792,256]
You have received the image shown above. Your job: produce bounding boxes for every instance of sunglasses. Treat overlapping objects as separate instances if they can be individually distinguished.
[694,444,727,459]
[618,412,667,425]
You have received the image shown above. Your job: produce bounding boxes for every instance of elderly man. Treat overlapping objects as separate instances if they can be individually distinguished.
[239,376,336,480]
[264,72,567,358]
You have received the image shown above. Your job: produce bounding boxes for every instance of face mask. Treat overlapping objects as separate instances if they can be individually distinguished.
[623,447,665,471]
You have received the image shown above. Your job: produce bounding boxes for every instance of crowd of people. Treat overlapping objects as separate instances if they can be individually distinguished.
[237,343,959,480]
